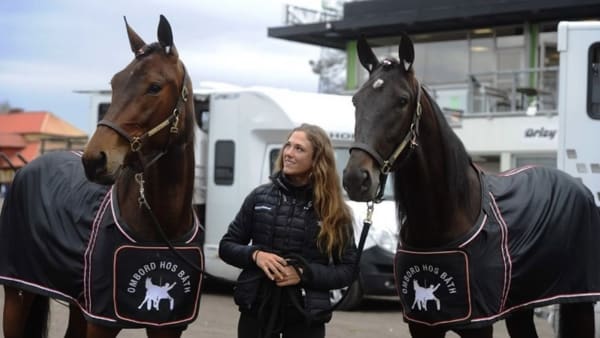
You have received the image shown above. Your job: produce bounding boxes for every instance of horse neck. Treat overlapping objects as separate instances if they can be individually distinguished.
[116,143,194,241]
[395,98,481,248]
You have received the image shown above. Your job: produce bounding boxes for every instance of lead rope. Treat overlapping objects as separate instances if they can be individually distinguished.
[255,202,375,337]
[281,201,374,327]
[135,173,203,273]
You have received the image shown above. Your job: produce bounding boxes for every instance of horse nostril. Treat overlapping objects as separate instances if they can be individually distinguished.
[343,168,372,194]
[359,169,371,192]
[82,151,108,180]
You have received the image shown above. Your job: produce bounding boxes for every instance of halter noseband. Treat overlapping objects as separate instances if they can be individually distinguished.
[97,66,189,169]
[350,82,423,201]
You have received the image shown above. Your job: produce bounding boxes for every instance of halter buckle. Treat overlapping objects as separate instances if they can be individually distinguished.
[131,137,142,152]
[170,114,180,134]
[381,161,392,174]
[365,201,375,224]
[181,86,189,102]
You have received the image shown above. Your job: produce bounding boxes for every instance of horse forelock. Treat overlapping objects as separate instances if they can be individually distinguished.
[134,42,161,59]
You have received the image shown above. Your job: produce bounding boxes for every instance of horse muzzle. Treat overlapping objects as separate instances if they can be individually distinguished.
[343,163,380,202]
[81,151,121,185]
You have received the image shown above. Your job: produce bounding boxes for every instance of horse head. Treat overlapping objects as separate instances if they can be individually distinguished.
[343,33,421,202]
[82,15,193,185]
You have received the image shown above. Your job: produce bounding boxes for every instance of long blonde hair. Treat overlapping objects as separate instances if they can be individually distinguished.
[275,123,353,257]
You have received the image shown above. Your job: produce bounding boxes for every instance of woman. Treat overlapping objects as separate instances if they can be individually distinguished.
[219,123,358,338]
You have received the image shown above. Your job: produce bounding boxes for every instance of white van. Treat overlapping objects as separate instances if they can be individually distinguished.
[550,21,600,337]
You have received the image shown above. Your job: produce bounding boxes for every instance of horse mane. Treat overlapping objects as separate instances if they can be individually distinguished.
[420,85,474,211]
[394,74,474,215]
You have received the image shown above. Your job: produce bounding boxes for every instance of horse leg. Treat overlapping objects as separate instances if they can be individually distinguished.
[65,303,87,338]
[505,308,538,338]
[453,325,493,338]
[559,302,594,338]
[408,322,446,337]
[146,327,184,338]
[3,285,49,338]
[3,286,34,338]
[86,322,121,338]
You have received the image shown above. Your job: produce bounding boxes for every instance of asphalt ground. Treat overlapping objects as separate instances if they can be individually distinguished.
[0,280,557,337]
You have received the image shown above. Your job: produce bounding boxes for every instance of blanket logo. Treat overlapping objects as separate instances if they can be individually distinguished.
[400,264,458,312]
[125,260,193,312]
[114,246,203,324]
[395,250,471,324]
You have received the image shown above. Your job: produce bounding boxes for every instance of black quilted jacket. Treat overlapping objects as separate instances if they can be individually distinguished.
[219,171,358,319]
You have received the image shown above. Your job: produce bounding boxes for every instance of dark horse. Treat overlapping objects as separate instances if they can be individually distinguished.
[343,34,600,337]
[0,15,203,338]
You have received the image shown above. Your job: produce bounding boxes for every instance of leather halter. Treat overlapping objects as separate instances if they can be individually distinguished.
[350,82,423,201]
[97,65,189,170]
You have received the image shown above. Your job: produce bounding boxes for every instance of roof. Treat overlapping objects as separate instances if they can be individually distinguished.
[0,133,26,148]
[204,86,356,137]
[0,111,86,136]
[268,0,600,49]
[0,142,38,169]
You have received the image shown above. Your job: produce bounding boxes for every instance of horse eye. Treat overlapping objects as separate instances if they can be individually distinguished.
[399,98,408,106]
[146,83,162,95]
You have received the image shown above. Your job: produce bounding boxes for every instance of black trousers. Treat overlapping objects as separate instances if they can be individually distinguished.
[237,305,325,338]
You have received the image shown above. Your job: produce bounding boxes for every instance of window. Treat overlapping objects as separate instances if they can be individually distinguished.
[588,42,600,119]
[269,148,280,174]
[514,155,556,169]
[98,103,110,122]
[470,36,495,75]
[214,140,235,185]
[194,95,210,132]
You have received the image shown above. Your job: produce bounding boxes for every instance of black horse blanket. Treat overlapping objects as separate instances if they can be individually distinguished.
[394,165,600,328]
[0,151,204,328]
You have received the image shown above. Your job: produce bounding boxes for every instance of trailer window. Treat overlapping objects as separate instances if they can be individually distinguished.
[214,140,234,185]
[98,103,110,122]
[269,148,280,174]
[588,42,600,119]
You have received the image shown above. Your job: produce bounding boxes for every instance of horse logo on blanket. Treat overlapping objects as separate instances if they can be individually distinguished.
[138,277,177,311]
[412,280,441,311]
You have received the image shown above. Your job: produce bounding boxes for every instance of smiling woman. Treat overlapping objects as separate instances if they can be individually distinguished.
[219,123,358,338]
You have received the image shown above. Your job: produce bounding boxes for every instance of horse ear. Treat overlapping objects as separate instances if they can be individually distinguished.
[124,16,146,55]
[157,15,177,57]
[398,32,415,72]
[357,35,379,73]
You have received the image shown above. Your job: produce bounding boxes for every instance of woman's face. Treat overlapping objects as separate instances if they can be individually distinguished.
[282,131,314,185]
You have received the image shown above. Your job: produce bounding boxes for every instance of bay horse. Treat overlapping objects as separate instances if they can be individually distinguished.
[0,15,203,338]
[342,33,600,338]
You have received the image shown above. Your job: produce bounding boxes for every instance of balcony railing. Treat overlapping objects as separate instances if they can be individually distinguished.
[284,4,341,25]
[467,67,559,116]
[436,67,559,127]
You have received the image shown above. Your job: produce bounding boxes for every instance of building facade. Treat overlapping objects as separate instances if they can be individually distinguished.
[268,0,600,171]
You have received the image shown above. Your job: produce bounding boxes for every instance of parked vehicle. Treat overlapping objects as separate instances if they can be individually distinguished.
[553,20,600,338]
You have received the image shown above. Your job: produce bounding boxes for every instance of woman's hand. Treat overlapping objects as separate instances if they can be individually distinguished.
[275,265,302,287]
[254,251,288,281]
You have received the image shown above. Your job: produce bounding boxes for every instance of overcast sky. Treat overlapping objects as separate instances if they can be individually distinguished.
[0,0,326,133]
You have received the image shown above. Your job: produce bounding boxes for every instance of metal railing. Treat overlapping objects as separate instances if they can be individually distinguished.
[467,67,559,117]
[284,4,341,25]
